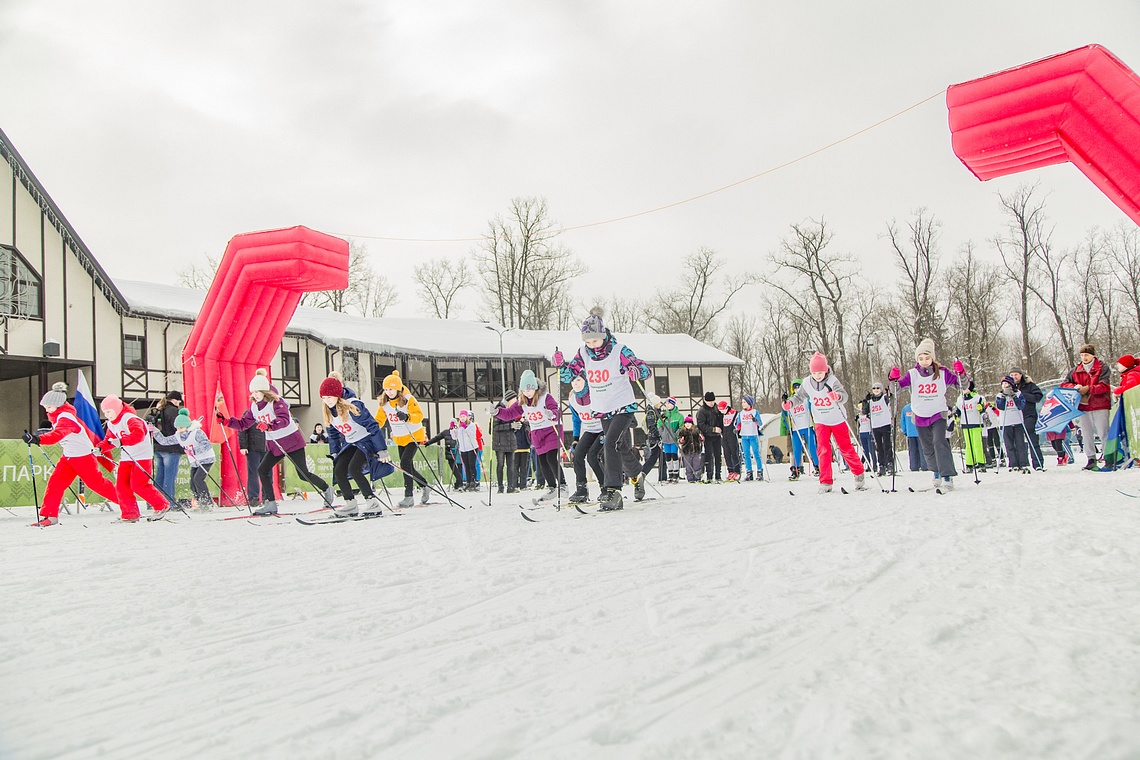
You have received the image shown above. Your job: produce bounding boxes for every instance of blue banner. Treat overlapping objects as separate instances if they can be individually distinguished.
[1034,387,1084,434]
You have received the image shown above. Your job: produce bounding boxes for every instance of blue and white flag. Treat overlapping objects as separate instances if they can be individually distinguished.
[74,370,104,438]
[1034,387,1084,434]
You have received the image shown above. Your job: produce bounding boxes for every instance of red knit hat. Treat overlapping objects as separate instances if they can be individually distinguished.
[1118,354,1136,370]
[809,352,828,373]
[717,400,728,410]
[318,376,344,398]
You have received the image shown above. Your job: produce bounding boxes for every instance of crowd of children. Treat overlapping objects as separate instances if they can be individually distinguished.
[21,322,1140,525]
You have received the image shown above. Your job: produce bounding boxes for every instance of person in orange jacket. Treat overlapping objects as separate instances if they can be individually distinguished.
[374,370,429,507]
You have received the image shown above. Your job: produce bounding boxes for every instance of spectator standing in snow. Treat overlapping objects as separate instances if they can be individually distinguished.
[657,397,684,483]
[696,392,724,482]
[678,416,703,482]
[310,423,328,444]
[1008,369,1045,470]
[238,394,267,505]
[1060,343,1113,470]
[995,375,1030,472]
[1114,354,1140,396]
[736,395,763,481]
[863,382,894,476]
[454,410,481,491]
[899,403,926,472]
[718,400,742,481]
[147,390,184,505]
[490,391,519,494]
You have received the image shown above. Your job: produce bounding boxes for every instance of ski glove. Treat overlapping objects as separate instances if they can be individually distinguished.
[396,410,409,422]
[22,430,39,445]
[952,359,966,375]
[551,349,564,367]
[888,366,901,382]
[97,439,114,456]
[1001,375,1016,387]
[827,391,841,402]
[215,411,227,425]
[256,421,269,432]
[376,449,391,463]
[781,401,792,411]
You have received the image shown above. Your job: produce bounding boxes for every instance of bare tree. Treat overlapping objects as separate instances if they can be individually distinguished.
[1107,223,1140,336]
[765,218,854,379]
[176,254,220,289]
[301,240,398,317]
[994,183,1049,374]
[1065,229,1103,350]
[643,247,754,341]
[720,313,763,402]
[588,295,647,333]
[473,197,586,330]
[413,256,472,319]
[884,208,946,346]
[944,242,1008,386]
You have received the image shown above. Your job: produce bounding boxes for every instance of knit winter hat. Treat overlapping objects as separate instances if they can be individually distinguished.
[809,352,828,373]
[174,408,192,429]
[1008,367,1024,377]
[40,381,68,408]
[717,400,728,410]
[665,396,678,407]
[248,368,271,393]
[165,390,183,401]
[1079,343,1097,356]
[684,415,694,423]
[871,382,883,390]
[580,306,606,341]
[382,370,404,391]
[318,376,344,398]
[914,338,936,361]
[504,390,518,402]
[743,395,755,408]
[704,391,716,402]
[519,369,539,392]
[100,395,125,417]
[458,409,471,418]
[1118,354,1136,370]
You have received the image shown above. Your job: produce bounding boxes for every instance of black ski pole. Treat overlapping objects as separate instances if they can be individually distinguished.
[26,435,41,527]
[888,382,900,493]
[401,452,466,509]
[219,434,252,513]
[115,445,192,518]
[35,443,98,514]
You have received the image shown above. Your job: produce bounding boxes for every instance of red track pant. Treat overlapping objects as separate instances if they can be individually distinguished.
[816,422,865,485]
[115,459,168,520]
[41,454,118,518]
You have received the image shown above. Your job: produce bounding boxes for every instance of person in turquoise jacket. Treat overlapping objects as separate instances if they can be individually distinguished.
[900,403,928,472]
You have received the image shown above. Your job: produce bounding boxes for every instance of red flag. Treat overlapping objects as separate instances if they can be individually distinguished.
[208,380,230,444]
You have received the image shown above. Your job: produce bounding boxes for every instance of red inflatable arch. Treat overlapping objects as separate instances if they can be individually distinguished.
[947,44,1140,226]
[182,226,350,498]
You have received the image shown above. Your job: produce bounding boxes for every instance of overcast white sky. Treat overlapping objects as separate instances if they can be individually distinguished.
[2,1,1139,320]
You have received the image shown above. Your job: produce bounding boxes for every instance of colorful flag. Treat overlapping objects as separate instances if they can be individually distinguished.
[1034,387,1084,434]
[74,370,104,439]
[208,379,229,444]
[1102,402,1129,470]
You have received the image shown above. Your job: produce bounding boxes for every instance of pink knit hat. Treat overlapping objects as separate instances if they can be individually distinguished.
[809,352,828,373]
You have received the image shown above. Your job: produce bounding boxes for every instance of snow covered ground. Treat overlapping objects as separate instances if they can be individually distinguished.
[2,465,1140,759]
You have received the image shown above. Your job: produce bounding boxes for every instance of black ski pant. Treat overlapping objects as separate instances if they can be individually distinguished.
[640,441,661,479]
[1003,425,1029,469]
[574,431,605,488]
[189,463,213,506]
[333,446,375,501]
[259,447,328,504]
[987,427,1003,462]
[703,436,723,480]
[872,425,893,473]
[398,443,427,497]
[493,448,514,488]
[513,451,530,489]
[245,449,264,503]
[722,434,741,475]
[535,449,559,491]
[600,413,642,490]
[460,450,478,485]
[1023,415,1045,468]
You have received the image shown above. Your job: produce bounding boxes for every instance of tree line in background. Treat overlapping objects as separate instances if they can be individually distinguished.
[178,187,1139,414]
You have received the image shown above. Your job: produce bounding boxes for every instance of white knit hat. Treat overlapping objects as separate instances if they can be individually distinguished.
[40,381,68,408]
[248,368,271,393]
[914,338,936,361]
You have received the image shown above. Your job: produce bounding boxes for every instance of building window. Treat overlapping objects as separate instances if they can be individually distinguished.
[655,375,670,398]
[281,351,300,381]
[438,367,467,399]
[474,365,494,400]
[0,245,43,319]
[123,335,146,369]
[374,361,397,397]
[688,374,703,397]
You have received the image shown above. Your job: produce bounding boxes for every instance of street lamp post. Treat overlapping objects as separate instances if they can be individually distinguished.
[484,324,513,401]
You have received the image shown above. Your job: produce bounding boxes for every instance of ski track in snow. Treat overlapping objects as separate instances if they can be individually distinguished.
[2,469,1140,759]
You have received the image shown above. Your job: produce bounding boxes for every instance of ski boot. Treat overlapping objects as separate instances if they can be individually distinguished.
[29,516,59,527]
[633,474,646,502]
[853,473,867,491]
[251,501,278,516]
[788,466,800,481]
[568,485,590,504]
[536,487,559,502]
[334,498,360,517]
[818,483,833,494]
[398,494,415,508]
[598,488,624,512]
[940,477,954,492]
[744,471,753,481]
[420,487,431,504]
[361,498,384,515]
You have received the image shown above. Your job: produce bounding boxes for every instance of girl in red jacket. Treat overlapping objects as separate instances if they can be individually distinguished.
[99,395,170,522]
[23,382,119,526]
[1113,354,1140,396]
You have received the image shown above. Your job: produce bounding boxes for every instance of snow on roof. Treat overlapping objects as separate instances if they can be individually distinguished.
[115,279,743,366]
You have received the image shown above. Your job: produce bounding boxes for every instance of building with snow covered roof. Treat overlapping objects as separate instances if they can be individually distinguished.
[0,127,743,440]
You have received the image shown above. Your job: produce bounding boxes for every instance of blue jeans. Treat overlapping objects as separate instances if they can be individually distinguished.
[154,451,183,503]
[859,431,877,469]
[740,435,762,474]
[790,428,818,469]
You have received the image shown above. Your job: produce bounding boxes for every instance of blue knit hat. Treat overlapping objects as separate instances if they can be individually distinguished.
[581,306,606,341]
[519,369,539,392]
[743,395,755,408]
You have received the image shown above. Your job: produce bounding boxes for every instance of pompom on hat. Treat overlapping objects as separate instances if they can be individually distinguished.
[809,352,828,374]
[684,415,694,423]
[581,306,606,341]
[382,370,404,391]
[174,408,192,429]
[248,368,271,393]
[40,381,68,408]
[318,376,344,398]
